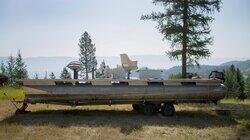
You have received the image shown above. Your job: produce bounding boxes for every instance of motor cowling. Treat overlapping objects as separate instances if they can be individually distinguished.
[209,71,225,83]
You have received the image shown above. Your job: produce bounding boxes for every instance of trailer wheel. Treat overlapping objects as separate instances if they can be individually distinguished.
[154,104,161,112]
[132,104,141,112]
[161,104,175,116]
[142,104,155,116]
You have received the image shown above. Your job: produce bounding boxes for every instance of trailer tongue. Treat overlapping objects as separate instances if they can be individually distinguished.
[19,78,226,116]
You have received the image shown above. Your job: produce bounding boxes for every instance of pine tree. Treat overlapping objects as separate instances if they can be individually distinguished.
[60,67,71,79]
[98,60,106,78]
[78,31,97,79]
[44,71,48,79]
[49,72,56,79]
[245,76,250,98]
[0,62,6,75]
[230,64,236,73]
[104,65,112,78]
[95,71,101,79]
[91,59,97,79]
[14,50,28,80]
[34,73,39,79]
[6,55,16,84]
[223,65,240,98]
[236,68,246,100]
[141,0,221,78]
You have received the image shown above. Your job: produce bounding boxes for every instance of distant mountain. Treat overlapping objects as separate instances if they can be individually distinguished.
[0,57,8,62]
[164,60,250,78]
[163,65,220,78]
[0,55,249,78]
[220,61,244,66]
[223,60,250,76]
[220,60,250,75]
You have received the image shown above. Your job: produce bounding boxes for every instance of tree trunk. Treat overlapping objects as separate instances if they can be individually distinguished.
[182,0,188,78]
[92,67,95,79]
[85,67,88,79]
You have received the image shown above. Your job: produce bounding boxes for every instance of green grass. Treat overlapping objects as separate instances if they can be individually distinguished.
[0,101,249,140]
[0,86,24,101]
[221,98,250,104]
[0,86,249,139]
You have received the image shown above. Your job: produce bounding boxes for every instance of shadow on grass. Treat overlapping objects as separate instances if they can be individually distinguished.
[0,109,238,134]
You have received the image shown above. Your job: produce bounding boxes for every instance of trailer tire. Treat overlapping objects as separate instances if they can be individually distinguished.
[132,104,141,112]
[142,104,155,116]
[154,104,161,112]
[161,104,175,116]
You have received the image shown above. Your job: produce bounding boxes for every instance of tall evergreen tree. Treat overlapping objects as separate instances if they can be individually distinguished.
[141,0,221,78]
[0,62,6,75]
[14,50,28,80]
[34,73,39,79]
[6,55,16,84]
[230,64,236,73]
[78,31,97,79]
[104,65,112,78]
[44,71,48,79]
[245,76,250,98]
[236,68,246,100]
[49,72,56,79]
[98,60,106,78]
[95,71,101,79]
[91,59,97,79]
[224,65,240,98]
[60,67,71,79]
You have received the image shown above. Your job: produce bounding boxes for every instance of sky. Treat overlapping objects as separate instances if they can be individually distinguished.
[0,0,250,58]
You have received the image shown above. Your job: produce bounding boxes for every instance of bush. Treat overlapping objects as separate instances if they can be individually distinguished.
[0,74,8,86]
[169,73,182,79]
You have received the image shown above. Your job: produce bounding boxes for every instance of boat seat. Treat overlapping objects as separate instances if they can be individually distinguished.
[120,53,138,71]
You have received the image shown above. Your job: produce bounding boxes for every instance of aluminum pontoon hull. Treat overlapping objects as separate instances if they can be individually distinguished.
[22,79,226,105]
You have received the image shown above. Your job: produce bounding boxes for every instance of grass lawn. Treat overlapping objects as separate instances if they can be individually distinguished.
[0,86,249,139]
[0,86,24,101]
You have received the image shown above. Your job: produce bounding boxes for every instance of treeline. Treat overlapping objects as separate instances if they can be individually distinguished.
[32,69,72,80]
[0,50,66,85]
[223,65,247,100]
[0,50,28,85]
[33,71,57,79]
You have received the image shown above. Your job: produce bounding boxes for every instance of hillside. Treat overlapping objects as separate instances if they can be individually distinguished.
[164,60,250,78]
[220,60,250,75]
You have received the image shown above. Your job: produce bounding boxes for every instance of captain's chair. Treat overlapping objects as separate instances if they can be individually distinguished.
[120,53,138,79]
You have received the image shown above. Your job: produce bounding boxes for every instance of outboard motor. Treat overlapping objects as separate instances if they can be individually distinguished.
[209,71,225,83]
